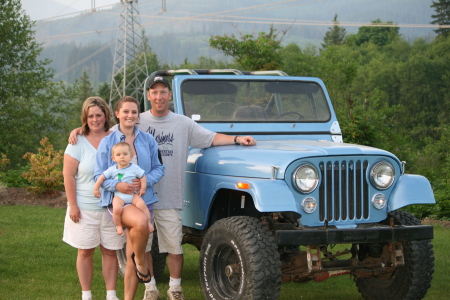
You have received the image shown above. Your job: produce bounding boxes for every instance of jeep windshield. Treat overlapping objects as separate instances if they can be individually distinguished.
[180,79,331,122]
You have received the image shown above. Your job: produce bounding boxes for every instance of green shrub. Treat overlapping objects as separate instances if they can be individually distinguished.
[1,165,30,188]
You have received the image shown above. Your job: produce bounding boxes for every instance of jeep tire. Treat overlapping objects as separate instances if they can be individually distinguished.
[355,210,434,300]
[199,216,281,299]
[117,230,167,282]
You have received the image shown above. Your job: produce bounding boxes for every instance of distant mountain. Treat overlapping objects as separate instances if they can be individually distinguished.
[33,0,436,44]
[32,0,437,85]
[21,0,78,20]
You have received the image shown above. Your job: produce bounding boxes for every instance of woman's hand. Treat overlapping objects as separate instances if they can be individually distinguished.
[68,127,83,145]
[69,205,82,223]
[116,179,140,194]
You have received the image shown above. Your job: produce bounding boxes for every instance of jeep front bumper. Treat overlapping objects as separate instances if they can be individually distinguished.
[275,225,434,246]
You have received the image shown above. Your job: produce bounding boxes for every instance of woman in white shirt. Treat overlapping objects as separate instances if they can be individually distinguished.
[63,97,124,300]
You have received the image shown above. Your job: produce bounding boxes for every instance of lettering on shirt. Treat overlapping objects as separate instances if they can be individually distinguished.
[146,126,174,157]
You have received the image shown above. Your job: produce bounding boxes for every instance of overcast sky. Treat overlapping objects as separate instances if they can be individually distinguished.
[22,0,119,20]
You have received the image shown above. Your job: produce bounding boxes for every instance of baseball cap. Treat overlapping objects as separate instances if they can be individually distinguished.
[147,75,171,90]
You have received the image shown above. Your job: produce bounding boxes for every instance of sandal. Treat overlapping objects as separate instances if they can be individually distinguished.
[131,252,151,283]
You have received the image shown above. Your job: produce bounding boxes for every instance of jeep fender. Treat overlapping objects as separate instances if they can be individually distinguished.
[213,178,297,212]
[388,174,435,211]
[195,178,298,230]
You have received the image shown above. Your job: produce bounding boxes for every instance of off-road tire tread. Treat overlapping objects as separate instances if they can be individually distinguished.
[200,216,282,300]
[356,210,434,300]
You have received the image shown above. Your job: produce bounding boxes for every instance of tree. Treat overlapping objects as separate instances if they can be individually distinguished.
[65,42,113,85]
[431,0,450,37]
[0,0,52,103]
[174,56,235,70]
[209,26,286,70]
[322,14,347,48]
[97,82,111,103]
[0,0,73,166]
[351,19,400,46]
[79,70,94,102]
[280,43,318,76]
[0,0,53,166]
[64,71,94,131]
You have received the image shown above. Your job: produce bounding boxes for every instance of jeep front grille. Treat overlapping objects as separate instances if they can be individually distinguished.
[318,160,369,222]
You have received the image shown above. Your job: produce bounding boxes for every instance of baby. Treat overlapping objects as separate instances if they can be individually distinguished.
[94,142,154,236]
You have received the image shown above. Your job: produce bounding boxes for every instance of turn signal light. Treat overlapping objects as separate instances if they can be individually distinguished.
[237,182,250,189]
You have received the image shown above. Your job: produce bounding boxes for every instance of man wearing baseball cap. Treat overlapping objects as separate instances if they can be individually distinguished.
[146,75,171,91]
[137,74,256,300]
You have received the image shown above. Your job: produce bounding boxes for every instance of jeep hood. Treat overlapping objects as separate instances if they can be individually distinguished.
[187,140,397,179]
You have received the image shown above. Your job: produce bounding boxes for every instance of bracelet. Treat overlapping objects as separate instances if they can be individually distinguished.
[234,135,240,145]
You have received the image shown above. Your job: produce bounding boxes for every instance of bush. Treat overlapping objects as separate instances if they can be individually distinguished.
[21,137,64,195]
[1,165,30,188]
[0,154,29,188]
[0,153,9,184]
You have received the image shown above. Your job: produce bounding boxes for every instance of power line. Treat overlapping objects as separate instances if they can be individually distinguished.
[35,13,448,43]
[34,0,445,43]
[53,41,114,79]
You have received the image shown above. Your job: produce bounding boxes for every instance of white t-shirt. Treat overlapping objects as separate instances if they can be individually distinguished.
[64,135,104,211]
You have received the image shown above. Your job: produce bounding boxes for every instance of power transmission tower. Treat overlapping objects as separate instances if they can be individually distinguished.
[110,0,148,108]
[91,0,96,13]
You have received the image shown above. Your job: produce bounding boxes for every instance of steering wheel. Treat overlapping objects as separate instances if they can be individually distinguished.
[274,112,304,120]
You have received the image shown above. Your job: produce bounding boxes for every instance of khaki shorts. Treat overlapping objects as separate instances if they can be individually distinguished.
[146,209,183,254]
[63,207,125,250]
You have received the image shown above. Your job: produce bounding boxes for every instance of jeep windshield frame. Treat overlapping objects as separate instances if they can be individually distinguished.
[179,79,331,123]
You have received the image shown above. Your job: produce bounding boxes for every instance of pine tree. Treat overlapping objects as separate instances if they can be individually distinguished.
[79,70,94,102]
[322,14,347,48]
[431,0,450,37]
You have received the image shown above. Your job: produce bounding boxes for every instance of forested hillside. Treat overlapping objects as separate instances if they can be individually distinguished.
[35,0,435,85]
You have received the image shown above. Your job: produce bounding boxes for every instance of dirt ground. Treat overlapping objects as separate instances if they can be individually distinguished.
[0,187,449,228]
[0,187,67,208]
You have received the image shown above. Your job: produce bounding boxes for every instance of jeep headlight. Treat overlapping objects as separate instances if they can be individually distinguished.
[370,161,395,189]
[293,164,319,193]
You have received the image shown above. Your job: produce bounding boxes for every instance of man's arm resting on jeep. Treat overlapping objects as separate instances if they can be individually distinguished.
[68,127,83,145]
[211,133,256,146]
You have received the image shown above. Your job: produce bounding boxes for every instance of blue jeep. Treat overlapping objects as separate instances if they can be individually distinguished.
[136,69,435,299]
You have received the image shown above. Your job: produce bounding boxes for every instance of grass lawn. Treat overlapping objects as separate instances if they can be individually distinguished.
[0,205,447,299]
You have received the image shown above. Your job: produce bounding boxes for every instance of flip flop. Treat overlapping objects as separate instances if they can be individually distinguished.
[131,252,151,283]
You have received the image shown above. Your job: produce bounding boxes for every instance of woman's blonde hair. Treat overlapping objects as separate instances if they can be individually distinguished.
[81,97,112,135]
